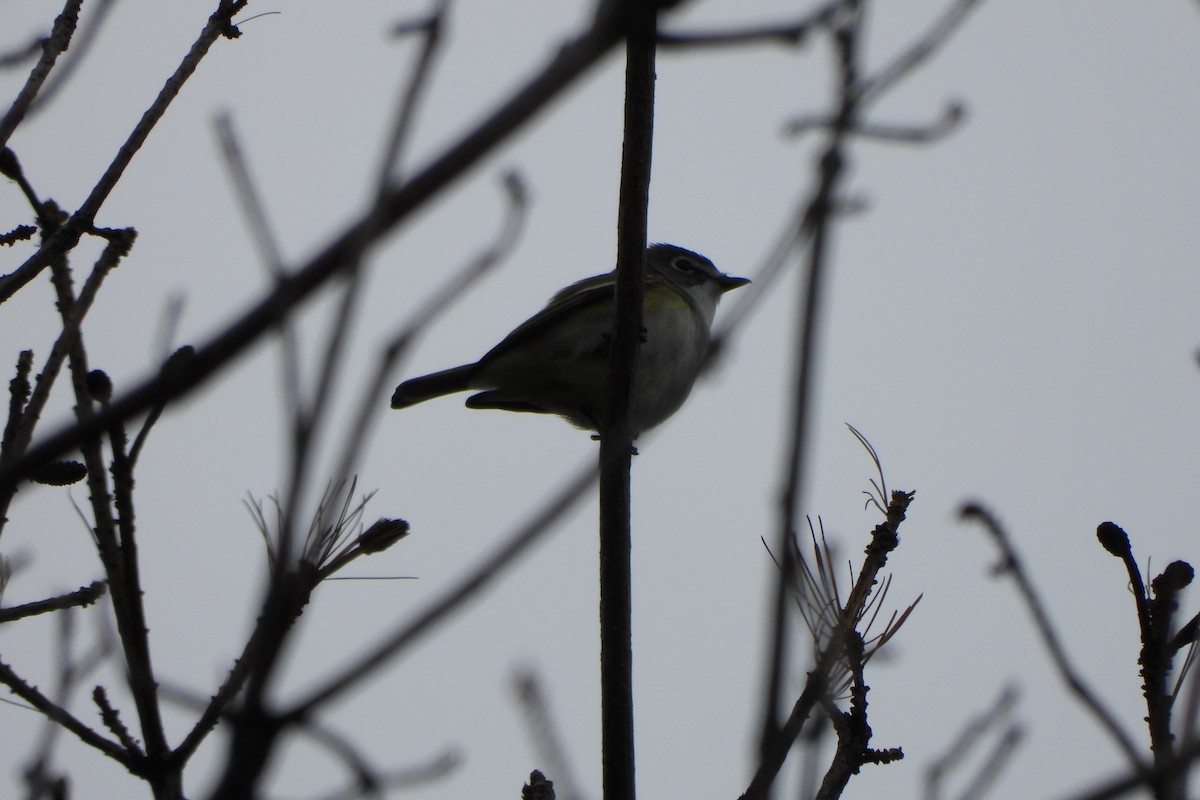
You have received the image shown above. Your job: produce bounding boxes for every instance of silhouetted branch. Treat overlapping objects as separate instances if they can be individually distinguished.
[746,488,914,800]
[214,111,301,427]
[514,670,584,800]
[658,4,837,48]
[1097,520,1195,797]
[93,686,143,757]
[859,0,985,106]
[27,0,119,117]
[309,748,460,800]
[784,101,965,144]
[0,658,134,767]
[924,685,1022,800]
[0,581,106,623]
[1056,741,1200,800]
[1,349,33,464]
[0,0,82,148]
[329,170,527,493]
[962,503,1146,772]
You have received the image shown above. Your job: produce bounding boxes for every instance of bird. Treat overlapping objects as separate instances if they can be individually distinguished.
[390,243,748,434]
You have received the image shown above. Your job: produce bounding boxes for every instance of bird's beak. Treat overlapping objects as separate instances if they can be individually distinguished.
[717,274,751,292]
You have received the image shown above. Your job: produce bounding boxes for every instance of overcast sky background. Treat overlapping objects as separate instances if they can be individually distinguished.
[2,1,1200,798]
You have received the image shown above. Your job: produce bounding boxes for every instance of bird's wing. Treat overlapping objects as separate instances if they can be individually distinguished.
[477,271,654,361]
[479,269,671,366]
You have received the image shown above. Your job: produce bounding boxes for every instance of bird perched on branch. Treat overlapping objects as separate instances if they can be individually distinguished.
[390,243,748,434]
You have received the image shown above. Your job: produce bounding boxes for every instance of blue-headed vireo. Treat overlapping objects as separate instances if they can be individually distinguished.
[390,243,748,433]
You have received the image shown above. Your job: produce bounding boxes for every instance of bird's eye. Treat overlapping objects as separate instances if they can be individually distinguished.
[673,257,698,273]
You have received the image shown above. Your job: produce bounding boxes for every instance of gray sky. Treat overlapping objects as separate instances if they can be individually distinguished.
[2,1,1199,798]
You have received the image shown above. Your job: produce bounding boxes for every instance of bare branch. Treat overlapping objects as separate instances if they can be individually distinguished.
[327,169,527,511]
[859,0,985,107]
[377,0,451,185]
[513,670,585,800]
[0,657,135,768]
[924,685,1022,800]
[784,100,966,144]
[0,0,83,148]
[299,718,459,800]
[961,503,1147,772]
[0,581,106,623]
[658,4,837,49]
[93,686,144,757]
[28,0,120,116]
[1,350,33,465]
[213,112,303,431]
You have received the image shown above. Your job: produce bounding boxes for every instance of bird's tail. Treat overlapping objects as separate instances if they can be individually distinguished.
[391,365,475,409]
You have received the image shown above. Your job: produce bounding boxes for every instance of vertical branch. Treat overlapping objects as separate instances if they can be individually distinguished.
[0,229,131,541]
[1144,562,1191,800]
[598,3,657,799]
[47,256,176,795]
[1,351,34,469]
[1097,520,1194,798]
[759,0,863,773]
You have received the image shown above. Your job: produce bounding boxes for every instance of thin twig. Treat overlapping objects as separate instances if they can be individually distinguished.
[0,0,83,148]
[961,503,1146,771]
[28,0,119,117]
[93,685,144,756]
[128,346,188,468]
[289,0,452,548]
[1,350,34,465]
[0,581,106,623]
[514,670,585,800]
[328,170,527,496]
[924,685,1020,800]
[858,0,985,107]
[1055,740,1200,800]
[742,644,841,800]
[377,0,450,185]
[658,4,837,49]
[0,658,135,768]
[783,100,965,144]
[214,112,301,428]
[309,750,460,800]
[953,725,1023,800]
